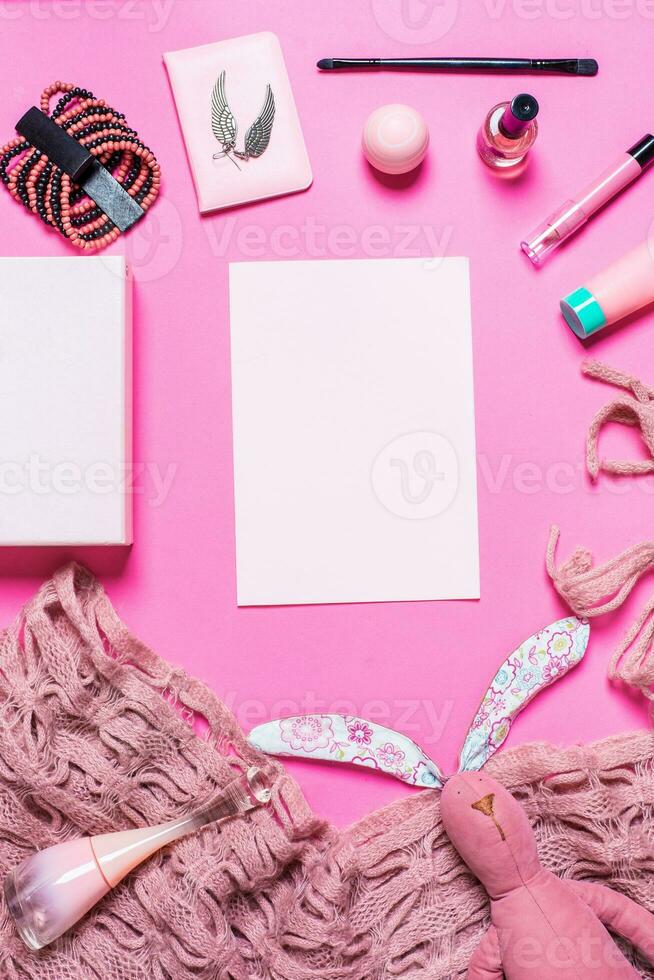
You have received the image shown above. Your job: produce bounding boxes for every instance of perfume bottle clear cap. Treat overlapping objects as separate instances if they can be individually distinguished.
[245,765,273,804]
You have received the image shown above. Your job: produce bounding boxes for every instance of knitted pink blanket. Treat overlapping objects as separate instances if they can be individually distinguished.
[1,564,654,979]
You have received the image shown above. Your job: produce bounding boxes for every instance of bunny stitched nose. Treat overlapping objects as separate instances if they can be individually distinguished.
[471,793,506,840]
[471,793,495,816]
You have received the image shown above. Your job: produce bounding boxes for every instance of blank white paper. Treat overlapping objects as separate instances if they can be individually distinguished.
[229,257,479,606]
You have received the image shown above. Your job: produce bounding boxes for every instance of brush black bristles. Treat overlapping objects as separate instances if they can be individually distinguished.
[576,58,599,76]
[531,58,599,74]
[317,58,333,69]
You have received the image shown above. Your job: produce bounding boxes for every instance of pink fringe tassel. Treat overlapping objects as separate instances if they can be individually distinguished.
[547,526,654,699]
[583,359,654,480]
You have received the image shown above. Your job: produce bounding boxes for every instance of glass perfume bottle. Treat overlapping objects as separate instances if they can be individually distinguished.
[477,93,539,170]
[4,766,271,951]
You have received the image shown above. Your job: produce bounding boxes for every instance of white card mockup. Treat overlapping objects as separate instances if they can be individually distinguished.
[229,257,479,605]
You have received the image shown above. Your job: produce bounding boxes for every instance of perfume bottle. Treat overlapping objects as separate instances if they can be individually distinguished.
[477,93,539,170]
[4,766,271,951]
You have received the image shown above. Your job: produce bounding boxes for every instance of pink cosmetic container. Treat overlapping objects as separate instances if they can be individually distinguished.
[362,103,429,175]
[476,93,539,170]
[560,238,654,339]
[4,766,271,950]
[522,134,654,264]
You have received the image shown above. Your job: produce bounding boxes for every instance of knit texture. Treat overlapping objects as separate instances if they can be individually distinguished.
[1,564,654,979]
[547,525,654,699]
[583,359,654,479]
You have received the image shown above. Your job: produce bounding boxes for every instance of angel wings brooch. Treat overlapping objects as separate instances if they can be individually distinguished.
[211,70,276,169]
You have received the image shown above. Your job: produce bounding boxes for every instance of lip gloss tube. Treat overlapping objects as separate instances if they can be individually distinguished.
[521,134,654,265]
[560,238,654,339]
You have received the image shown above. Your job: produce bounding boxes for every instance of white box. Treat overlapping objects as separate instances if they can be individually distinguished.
[0,256,132,545]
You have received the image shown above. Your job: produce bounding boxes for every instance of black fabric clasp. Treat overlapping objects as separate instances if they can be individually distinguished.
[15,106,144,233]
[16,107,93,182]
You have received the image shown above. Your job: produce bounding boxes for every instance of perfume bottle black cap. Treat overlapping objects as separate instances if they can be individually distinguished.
[510,93,539,122]
[500,94,539,138]
[627,134,654,170]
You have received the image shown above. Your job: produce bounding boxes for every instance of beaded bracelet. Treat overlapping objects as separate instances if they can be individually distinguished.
[0,81,161,251]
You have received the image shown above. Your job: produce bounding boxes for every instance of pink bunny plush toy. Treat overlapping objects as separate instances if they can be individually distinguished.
[250,617,654,978]
[442,771,654,978]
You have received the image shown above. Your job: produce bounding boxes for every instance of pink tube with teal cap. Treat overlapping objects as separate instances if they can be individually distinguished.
[560,238,654,339]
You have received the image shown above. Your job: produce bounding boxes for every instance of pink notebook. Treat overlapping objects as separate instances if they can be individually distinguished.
[164,32,312,214]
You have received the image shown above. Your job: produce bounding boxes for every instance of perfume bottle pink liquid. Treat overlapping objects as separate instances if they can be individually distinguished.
[477,93,539,170]
[4,766,271,950]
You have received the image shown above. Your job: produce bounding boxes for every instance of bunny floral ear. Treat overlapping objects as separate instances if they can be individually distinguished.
[249,714,444,788]
[458,616,590,773]
[248,619,589,789]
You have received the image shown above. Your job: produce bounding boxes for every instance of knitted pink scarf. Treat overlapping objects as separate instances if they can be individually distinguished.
[1,564,653,979]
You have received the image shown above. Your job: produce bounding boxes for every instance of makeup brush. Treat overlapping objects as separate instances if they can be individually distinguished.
[317,57,598,76]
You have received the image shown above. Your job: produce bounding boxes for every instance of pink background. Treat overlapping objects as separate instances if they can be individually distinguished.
[1,0,653,828]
